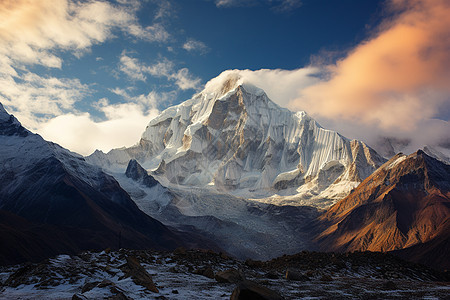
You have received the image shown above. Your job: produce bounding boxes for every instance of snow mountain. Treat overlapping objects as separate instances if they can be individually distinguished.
[88,72,386,208]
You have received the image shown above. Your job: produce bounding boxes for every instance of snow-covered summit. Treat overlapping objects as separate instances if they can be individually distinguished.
[87,72,386,207]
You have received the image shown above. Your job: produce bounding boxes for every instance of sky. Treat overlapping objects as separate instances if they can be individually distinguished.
[0,0,449,156]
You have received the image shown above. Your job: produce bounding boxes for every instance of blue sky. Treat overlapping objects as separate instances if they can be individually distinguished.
[0,0,449,155]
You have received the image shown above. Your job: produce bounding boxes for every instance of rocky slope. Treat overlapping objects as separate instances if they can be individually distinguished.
[87,72,385,208]
[0,103,210,265]
[316,150,450,270]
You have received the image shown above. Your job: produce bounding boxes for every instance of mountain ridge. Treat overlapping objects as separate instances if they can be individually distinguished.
[316,150,450,270]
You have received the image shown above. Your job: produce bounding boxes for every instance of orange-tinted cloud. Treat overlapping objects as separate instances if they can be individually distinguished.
[290,0,450,130]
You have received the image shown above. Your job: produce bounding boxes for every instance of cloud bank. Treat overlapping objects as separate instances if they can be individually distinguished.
[291,0,450,131]
[119,52,202,90]
[38,101,160,155]
[210,0,450,155]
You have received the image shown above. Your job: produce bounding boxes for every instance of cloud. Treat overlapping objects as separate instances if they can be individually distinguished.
[38,101,160,155]
[36,87,179,156]
[119,52,202,90]
[204,68,320,108]
[215,0,301,12]
[0,0,169,70]
[289,0,450,132]
[215,0,255,7]
[0,72,89,129]
[183,39,209,54]
[119,54,148,81]
[0,0,175,155]
[269,0,302,12]
[110,87,177,107]
[0,0,170,124]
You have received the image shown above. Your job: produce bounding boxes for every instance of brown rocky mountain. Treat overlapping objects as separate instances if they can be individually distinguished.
[316,150,450,270]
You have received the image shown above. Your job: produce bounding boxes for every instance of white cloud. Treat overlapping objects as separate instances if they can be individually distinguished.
[183,39,209,53]
[38,102,160,155]
[171,68,202,90]
[0,0,169,71]
[119,52,202,90]
[0,71,89,129]
[0,0,173,155]
[215,0,256,7]
[270,0,302,12]
[111,87,177,107]
[206,68,320,108]
[215,0,301,11]
[119,54,148,81]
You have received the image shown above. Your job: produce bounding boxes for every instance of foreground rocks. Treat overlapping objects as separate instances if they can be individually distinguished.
[0,249,449,299]
[120,256,158,293]
[215,268,245,283]
[231,280,284,300]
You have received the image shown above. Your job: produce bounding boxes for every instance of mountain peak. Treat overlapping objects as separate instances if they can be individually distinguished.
[0,103,10,122]
[126,159,158,188]
[87,72,385,207]
[0,103,29,137]
[201,71,265,100]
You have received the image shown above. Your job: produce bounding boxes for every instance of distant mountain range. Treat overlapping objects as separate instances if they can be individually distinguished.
[0,72,448,270]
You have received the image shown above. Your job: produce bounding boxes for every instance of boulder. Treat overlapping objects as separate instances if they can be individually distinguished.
[121,256,158,293]
[98,279,115,288]
[230,280,284,300]
[194,266,215,279]
[72,294,87,300]
[285,269,310,281]
[203,267,215,279]
[81,281,100,293]
[265,271,279,279]
[215,268,245,283]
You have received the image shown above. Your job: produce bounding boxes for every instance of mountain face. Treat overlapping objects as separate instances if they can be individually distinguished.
[126,159,158,188]
[0,103,204,265]
[87,73,385,208]
[316,150,450,270]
